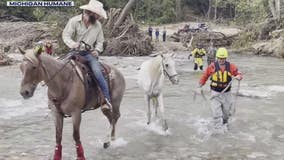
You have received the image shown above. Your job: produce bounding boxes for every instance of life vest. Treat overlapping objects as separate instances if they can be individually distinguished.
[210,61,232,92]
[193,49,205,58]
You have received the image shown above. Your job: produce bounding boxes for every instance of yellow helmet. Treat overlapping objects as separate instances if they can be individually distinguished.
[216,47,228,58]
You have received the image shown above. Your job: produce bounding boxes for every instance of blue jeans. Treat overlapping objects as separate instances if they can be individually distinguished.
[81,52,111,101]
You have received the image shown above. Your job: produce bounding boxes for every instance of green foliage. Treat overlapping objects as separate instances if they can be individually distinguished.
[101,0,129,9]
[133,0,177,24]
[33,8,45,21]
[234,0,267,24]
[0,0,275,25]
[232,31,256,48]
[184,0,208,14]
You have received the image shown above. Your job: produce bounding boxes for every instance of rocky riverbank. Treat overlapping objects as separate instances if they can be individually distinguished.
[0,20,283,66]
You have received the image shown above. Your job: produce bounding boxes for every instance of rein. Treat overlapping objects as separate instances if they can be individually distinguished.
[24,56,73,86]
[40,58,72,86]
[161,58,178,80]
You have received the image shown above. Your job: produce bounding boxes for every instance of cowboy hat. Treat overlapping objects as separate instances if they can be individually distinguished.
[79,0,107,19]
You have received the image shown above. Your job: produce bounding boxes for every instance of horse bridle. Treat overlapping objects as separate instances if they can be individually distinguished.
[161,58,178,80]
[24,56,72,86]
[22,58,41,88]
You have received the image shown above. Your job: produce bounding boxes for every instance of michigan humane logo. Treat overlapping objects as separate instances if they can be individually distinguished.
[7,1,74,7]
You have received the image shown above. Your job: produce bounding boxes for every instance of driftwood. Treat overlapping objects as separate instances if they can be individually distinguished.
[170,31,234,48]
[0,15,26,22]
[102,0,153,56]
[0,53,11,66]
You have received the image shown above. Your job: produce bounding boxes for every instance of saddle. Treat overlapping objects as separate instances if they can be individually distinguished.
[71,54,112,111]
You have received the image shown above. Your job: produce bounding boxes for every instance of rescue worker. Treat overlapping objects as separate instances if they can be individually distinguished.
[207,41,216,66]
[34,41,44,53]
[45,41,53,55]
[191,43,206,70]
[34,41,53,56]
[197,47,242,130]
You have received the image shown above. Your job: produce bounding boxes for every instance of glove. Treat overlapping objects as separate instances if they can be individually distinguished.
[195,86,203,95]
[188,54,192,60]
[235,75,242,81]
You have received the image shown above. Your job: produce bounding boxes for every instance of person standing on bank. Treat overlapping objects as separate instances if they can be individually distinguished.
[162,27,166,42]
[148,25,153,41]
[155,28,160,42]
[207,40,216,65]
[62,0,112,112]
[198,47,242,130]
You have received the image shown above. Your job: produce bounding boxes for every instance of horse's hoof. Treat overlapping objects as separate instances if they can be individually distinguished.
[147,121,150,125]
[111,136,115,141]
[103,142,110,149]
[163,121,168,131]
[163,126,168,131]
[77,157,86,160]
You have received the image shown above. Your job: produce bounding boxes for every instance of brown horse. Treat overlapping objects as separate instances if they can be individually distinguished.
[19,48,125,160]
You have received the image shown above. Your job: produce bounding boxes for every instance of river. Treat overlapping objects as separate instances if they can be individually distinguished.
[0,52,284,160]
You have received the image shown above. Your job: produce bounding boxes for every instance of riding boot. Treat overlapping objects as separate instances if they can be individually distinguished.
[101,98,112,112]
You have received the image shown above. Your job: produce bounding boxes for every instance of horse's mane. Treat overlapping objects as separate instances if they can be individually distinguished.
[24,49,38,63]
[145,55,163,79]
[24,49,60,65]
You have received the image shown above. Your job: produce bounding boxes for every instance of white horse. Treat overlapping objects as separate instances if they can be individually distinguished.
[137,53,179,131]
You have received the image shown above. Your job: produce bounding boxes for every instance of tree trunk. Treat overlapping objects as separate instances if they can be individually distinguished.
[269,0,277,19]
[207,0,212,19]
[114,0,136,28]
[276,0,281,20]
[103,0,153,56]
[214,0,218,21]
[176,0,182,21]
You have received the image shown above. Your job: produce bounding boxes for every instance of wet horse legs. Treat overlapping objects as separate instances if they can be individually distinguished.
[157,93,168,131]
[101,104,119,149]
[71,110,85,160]
[53,110,63,160]
[144,95,151,124]
[152,97,158,117]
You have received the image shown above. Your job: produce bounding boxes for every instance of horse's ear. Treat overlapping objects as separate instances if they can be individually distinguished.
[18,47,26,55]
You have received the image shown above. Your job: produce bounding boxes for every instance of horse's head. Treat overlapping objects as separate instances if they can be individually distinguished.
[161,53,179,85]
[19,47,44,99]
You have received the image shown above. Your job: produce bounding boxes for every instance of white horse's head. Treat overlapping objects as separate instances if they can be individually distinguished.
[161,53,179,84]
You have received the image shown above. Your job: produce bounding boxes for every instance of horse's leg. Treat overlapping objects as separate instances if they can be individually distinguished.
[157,93,168,131]
[101,107,113,149]
[152,97,158,118]
[71,110,85,160]
[52,109,63,160]
[144,94,151,125]
[110,101,121,141]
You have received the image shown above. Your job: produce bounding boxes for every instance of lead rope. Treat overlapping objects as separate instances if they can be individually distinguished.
[193,78,234,102]
[231,80,240,115]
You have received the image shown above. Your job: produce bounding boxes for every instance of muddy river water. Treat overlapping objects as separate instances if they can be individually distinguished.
[0,52,284,160]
